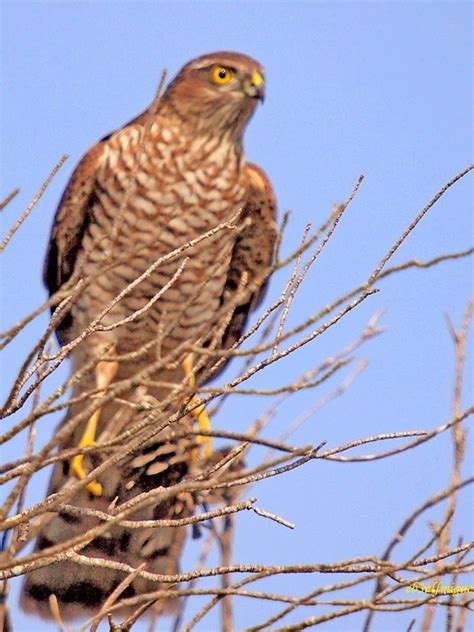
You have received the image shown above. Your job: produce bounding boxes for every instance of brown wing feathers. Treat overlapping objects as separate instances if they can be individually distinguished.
[219,163,278,352]
[43,142,106,344]
[44,142,105,296]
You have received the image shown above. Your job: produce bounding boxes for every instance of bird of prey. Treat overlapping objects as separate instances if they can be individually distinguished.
[21,51,277,620]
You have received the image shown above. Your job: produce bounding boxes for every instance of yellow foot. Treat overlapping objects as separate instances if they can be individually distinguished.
[68,350,118,496]
[69,407,103,496]
[191,395,212,459]
[183,353,212,459]
[70,453,102,496]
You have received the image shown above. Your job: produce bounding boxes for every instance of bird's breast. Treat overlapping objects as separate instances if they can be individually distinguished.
[75,124,246,357]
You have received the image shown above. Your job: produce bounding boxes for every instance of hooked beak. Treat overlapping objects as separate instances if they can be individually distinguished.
[243,71,265,102]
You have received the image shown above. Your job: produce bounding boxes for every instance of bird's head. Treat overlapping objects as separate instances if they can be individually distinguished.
[163,51,265,138]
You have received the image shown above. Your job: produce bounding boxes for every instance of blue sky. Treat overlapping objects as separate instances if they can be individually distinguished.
[1,1,472,631]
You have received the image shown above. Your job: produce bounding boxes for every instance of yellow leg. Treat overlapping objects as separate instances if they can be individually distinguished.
[183,353,212,459]
[69,353,118,496]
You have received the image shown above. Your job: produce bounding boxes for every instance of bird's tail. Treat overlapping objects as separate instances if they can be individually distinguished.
[20,418,197,622]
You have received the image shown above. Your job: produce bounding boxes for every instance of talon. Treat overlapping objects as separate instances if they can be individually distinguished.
[70,452,103,496]
[69,349,117,497]
[183,353,212,460]
[191,396,212,459]
[69,408,103,496]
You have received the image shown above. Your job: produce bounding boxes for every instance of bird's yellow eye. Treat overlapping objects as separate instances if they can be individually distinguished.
[210,65,234,85]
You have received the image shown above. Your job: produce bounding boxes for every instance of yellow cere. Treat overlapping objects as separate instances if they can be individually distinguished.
[211,65,234,85]
[251,71,264,87]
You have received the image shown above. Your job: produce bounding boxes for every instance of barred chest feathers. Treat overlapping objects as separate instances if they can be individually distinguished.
[99,120,246,234]
[76,119,247,354]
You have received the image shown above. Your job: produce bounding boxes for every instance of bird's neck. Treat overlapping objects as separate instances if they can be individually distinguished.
[158,94,248,146]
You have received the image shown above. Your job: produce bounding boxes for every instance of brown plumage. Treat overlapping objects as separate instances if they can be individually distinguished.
[22,51,277,620]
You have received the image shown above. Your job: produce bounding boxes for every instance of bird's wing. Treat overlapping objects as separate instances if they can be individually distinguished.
[205,163,278,377]
[43,106,157,344]
[43,139,109,343]
[43,106,154,300]
[44,141,106,297]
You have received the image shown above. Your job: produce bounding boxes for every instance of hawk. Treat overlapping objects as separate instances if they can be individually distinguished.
[21,51,277,620]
